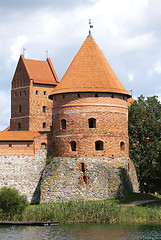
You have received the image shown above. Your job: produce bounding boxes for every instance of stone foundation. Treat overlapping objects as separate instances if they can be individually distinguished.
[0,150,47,203]
[40,157,139,203]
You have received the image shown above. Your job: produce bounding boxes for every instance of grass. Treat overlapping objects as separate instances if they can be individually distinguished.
[117,192,161,204]
[2,193,161,224]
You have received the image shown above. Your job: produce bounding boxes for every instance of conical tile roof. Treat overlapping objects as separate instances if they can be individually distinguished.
[49,36,130,98]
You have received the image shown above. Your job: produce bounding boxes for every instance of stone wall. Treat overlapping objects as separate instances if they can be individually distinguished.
[0,150,47,203]
[40,157,139,203]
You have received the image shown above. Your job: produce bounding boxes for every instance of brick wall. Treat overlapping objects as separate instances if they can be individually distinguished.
[10,56,56,131]
[0,133,49,156]
[52,92,129,158]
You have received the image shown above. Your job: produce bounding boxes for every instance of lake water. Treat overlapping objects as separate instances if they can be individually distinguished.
[0,223,161,240]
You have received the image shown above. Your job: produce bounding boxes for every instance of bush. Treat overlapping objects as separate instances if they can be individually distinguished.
[0,187,28,218]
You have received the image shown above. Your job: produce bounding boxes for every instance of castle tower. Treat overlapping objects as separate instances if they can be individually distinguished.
[10,55,59,131]
[40,33,139,203]
[49,35,131,158]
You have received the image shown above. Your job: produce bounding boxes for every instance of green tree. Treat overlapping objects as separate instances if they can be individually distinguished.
[128,95,161,193]
[0,187,28,218]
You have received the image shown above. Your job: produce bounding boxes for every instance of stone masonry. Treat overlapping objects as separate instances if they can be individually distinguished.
[0,150,47,203]
[40,157,139,203]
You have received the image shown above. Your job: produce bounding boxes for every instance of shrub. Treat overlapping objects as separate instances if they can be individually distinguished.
[0,187,28,218]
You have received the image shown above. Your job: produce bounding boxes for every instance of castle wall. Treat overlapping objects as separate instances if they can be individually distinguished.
[52,92,129,158]
[29,82,55,131]
[40,157,139,203]
[0,150,47,203]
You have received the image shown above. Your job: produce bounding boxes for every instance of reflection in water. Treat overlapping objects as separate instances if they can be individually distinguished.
[0,223,161,240]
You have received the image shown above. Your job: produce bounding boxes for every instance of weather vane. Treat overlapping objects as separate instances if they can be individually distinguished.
[89,19,93,36]
[23,48,26,56]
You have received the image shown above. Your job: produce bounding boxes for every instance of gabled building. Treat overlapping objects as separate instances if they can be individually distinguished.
[10,55,59,131]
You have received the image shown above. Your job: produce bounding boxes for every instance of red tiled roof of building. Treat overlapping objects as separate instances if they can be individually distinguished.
[0,131,42,141]
[21,55,59,85]
[49,36,130,98]
[3,126,10,131]
[127,98,135,107]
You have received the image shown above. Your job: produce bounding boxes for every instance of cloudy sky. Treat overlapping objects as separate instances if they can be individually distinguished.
[1,0,161,130]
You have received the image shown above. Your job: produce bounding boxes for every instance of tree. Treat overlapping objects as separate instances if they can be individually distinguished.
[128,95,161,193]
[0,187,28,218]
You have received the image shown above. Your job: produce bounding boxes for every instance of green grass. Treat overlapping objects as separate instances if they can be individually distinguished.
[117,192,161,204]
[1,193,161,224]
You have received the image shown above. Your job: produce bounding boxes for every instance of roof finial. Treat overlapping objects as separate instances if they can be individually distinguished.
[88,19,93,37]
[23,48,26,56]
[46,50,48,59]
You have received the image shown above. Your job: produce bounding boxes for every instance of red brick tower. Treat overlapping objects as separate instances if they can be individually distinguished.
[49,35,131,158]
[10,55,59,131]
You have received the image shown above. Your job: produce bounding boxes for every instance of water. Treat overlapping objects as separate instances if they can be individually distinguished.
[0,223,161,240]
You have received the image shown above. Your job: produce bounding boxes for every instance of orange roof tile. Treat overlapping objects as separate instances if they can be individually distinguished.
[21,55,59,85]
[49,36,130,98]
[3,126,10,131]
[127,98,135,107]
[0,131,42,141]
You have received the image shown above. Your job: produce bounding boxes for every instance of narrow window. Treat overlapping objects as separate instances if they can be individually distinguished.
[41,143,46,149]
[95,140,104,151]
[95,93,98,97]
[77,93,80,98]
[42,106,46,113]
[61,119,66,129]
[111,94,114,98]
[70,141,76,151]
[81,162,85,173]
[123,96,125,100]
[120,141,125,151]
[44,91,46,95]
[18,123,21,130]
[27,143,30,148]
[9,144,12,148]
[88,118,96,128]
[18,105,21,113]
[19,92,21,96]
[36,90,38,95]
[43,122,46,128]
[62,95,65,99]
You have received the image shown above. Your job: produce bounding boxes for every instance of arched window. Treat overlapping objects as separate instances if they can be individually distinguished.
[95,140,104,151]
[41,143,46,149]
[88,118,96,128]
[43,122,46,128]
[120,141,125,150]
[70,141,76,151]
[61,119,66,129]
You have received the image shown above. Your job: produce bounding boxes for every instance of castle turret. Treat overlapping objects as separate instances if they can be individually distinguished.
[41,33,139,203]
[10,55,59,131]
[49,35,131,158]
